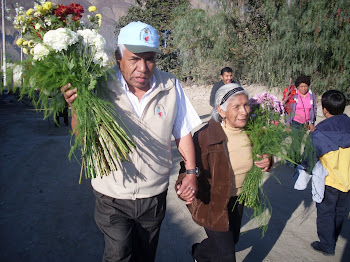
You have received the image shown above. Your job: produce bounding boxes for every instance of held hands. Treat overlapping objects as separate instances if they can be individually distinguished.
[61,83,77,107]
[176,173,197,205]
[254,154,272,172]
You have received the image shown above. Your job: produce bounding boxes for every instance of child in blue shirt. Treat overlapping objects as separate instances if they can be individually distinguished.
[310,90,350,255]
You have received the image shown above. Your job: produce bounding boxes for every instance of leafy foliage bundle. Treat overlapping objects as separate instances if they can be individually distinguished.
[238,92,316,235]
[11,1,135,182]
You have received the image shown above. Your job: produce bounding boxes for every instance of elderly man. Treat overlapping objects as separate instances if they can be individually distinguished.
[209,67,239,107]
[62,21,201,262]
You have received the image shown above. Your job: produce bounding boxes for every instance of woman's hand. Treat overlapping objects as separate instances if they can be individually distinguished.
[176,174,197,205]
[254,154,273,172]
[61,83,77,108]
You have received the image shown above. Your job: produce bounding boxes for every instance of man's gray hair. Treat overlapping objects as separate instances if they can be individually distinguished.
[116,44,126,58]
[211,83,249,122]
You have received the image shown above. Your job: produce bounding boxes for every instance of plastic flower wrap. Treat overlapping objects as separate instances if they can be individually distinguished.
[11,2,135,182]
[238,92,315,235]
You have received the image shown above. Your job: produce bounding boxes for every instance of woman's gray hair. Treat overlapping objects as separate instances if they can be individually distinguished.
[211,83,249,122]
[116,44,126,58]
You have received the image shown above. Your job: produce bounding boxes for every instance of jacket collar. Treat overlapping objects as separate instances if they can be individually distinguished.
[207,118,226,145]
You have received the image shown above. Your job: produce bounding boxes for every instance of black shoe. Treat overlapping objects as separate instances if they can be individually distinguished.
[311,241,334,256]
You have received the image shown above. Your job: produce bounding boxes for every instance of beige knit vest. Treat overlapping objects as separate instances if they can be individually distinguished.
[91,66,178,199]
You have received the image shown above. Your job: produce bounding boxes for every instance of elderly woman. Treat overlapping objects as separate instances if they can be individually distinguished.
[285,75,317,132]
[177,83,272,262]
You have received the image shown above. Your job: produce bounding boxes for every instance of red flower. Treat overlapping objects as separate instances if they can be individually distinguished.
[55,5,73,20]
[55,4,72,16]
[71,15,81,21]
[69,3,84,16]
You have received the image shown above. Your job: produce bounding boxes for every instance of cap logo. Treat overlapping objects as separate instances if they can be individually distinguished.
[140,27,153,44]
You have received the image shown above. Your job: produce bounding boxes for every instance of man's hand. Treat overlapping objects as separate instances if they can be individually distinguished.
[61,83,77,107]
[61,83,78,130]
[254,154,272,172]
[176,173,197,205]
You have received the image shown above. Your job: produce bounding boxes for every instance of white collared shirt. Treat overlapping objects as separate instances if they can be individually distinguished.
[116,70,201,139]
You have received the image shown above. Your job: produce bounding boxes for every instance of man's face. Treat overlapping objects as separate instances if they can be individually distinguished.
[221,72,233,85]
[117,48,156,91]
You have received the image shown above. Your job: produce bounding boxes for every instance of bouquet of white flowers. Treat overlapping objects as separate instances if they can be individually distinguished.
[11,1,135,181]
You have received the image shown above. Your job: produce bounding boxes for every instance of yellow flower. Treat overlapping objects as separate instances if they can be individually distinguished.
[43,2,52,11]
[30,48,35,55]
[16,38,25,46]
[34,11,42,17]
[26,8,34,16]
[28,40,35,48]
[96,14,102,26]
[22,40,28,46]
[22,48,29,55]
[88,6,97,12]
[18,15,25,21]
[35,5,43,12]
[35,23,41,30]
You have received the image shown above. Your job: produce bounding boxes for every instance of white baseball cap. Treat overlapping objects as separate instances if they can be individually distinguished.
[117,21,162,54]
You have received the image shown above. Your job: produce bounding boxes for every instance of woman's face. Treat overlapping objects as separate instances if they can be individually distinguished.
[219,93,250,128]
[297,83,309,96]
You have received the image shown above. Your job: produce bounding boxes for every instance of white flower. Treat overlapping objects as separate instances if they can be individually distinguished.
[33,43,50,60]
[77,29,106,50]
[13,65,23,87]
[93,50,109,67]
[43,28,79,52]
[44,18,51,26]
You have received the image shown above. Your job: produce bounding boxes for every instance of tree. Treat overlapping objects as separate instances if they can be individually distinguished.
[247,0,350,95]
[171,7,244,83]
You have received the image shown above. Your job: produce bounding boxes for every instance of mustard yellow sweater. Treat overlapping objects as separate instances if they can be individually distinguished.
[222,124,253,196]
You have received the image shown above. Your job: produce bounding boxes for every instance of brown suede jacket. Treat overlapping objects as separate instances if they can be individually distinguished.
[177,118,233,232]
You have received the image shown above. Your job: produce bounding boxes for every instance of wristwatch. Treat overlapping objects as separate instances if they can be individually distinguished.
[186,167,199,177]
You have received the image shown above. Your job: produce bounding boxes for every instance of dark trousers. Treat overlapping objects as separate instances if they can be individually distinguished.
[316,186,349,253]
[193,196,244,262]
[55,106,69,126]
[94,190,167,262]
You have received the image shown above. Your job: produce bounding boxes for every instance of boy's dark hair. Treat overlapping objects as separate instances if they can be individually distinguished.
[221,67,233,75]
[322,90,346,115]
[295,75,311,88]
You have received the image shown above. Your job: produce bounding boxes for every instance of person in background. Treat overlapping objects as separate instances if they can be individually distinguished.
[177,83,273,262]
[62,21,201,262]
[285,75,317,132]
[209,67,239,107]
[282,78,296,115]
[309,90,350,256]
